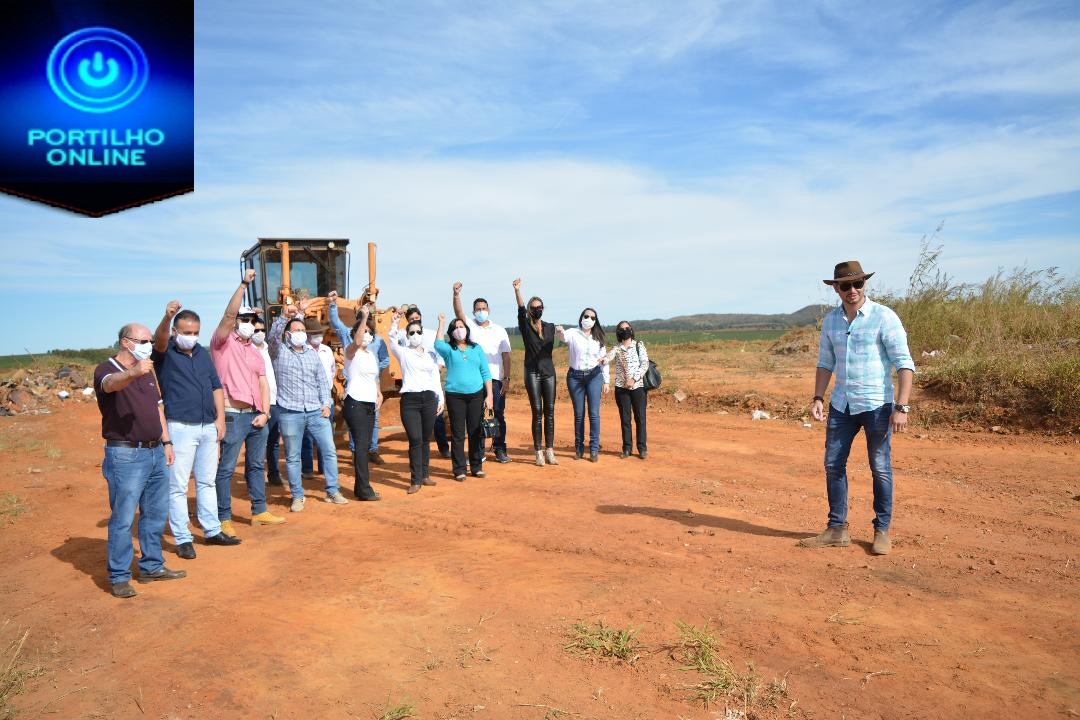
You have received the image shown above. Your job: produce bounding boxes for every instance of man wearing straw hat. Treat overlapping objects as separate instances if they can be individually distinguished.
[800,261,915,556]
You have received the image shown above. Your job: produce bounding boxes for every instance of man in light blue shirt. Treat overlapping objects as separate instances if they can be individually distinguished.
[801,261,915,556]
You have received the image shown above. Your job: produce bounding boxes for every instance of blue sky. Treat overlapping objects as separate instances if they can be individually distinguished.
[3,0,1079,354]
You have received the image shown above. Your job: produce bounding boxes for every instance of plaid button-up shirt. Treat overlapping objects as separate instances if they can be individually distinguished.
[817,299,915,414]
[268,315,330,412]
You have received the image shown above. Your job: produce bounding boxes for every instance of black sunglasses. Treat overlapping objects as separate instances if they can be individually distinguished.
[582,314,597,320]
[530,304,544,310]
[837,280,865,291]
[407,330,423,337]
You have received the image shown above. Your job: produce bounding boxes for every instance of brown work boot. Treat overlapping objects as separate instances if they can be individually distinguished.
[871,530,891,555]
[798,524,850,548]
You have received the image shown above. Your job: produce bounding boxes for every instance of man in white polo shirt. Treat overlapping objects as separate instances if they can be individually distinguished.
[453,282,512,464]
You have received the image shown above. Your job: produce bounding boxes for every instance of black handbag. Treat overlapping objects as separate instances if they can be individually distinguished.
[480,409,499,438]
[636,342,662,391]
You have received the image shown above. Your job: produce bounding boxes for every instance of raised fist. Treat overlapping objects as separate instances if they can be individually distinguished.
[165,300,182,319]
[327,290,339,303]
[284,303,300,318]
[512,278,522,290]
[438,312,446,323]
[453,282,462,294]
[243,268,256,284]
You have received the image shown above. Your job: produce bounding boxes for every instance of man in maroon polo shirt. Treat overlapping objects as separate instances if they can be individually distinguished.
[94,322,187,598]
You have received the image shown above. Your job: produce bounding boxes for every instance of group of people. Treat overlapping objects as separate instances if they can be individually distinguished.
[94,258,912,600]
[93,273,654,597]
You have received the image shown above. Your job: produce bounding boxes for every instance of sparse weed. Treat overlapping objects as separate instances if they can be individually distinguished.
[379,700,415,720]
[565,620,642,664]
[0,494,24,522]
[1,629,45,718]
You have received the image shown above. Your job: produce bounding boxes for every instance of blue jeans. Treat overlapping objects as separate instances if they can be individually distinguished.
[214,410,268,520]
[102,444,169,585]
[566,367,603,455]
[301,403,334,474]
[265,404,281,480]
[166,420,221,543]
[824,403,894,531]
[278,408,340,498]
[479,379,507,455]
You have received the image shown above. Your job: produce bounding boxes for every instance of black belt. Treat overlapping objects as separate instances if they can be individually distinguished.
[106,440,160,448]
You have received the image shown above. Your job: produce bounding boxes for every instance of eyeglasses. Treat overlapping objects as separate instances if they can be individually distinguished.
[530,305,544,311]
[837,280,865,291]
[124,335,152,343]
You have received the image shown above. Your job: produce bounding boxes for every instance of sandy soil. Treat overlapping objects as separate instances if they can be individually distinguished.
[1,360,1077,720]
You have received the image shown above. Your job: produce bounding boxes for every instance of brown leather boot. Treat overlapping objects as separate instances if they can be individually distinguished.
[871,530,891,555]
[798,524,850,548]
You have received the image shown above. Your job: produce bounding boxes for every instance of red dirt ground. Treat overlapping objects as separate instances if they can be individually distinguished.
[1,366,1077,720]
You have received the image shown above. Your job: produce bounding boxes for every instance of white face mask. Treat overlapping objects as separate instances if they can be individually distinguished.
[407,332,423,348]
[251,331,266,345]
[361,332,374,346]
[289,331,308,347]
[128,339,153,361]
[581,317,595,330]
[174,334,198,351]
[236,322,255,339]
[309,334,323,346]
[452,327,468,341]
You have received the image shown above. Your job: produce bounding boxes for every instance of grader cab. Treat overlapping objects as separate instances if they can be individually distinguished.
[240,238,404,391]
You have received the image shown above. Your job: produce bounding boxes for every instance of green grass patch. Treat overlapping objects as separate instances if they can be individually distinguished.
[0,347,113,370]
[565,620,642,664]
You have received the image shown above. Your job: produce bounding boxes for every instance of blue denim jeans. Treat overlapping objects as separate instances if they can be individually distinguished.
[566,366,603,455]
[265,404,281,480]
[166,420,221,543]
[102,444,169,584]
[214,410,268,520]
[301,403,334,474]
[278,408,340,498]
[824,403,894,531]
[479,379,507,455]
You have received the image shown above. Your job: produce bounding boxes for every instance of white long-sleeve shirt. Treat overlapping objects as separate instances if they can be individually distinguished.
[388,325,445,401]
[558,327,609,384]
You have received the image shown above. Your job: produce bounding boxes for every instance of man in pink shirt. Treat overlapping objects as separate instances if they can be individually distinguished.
[211,269,285,536]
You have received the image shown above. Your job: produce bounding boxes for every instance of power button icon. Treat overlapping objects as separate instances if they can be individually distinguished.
[47,27,149,113]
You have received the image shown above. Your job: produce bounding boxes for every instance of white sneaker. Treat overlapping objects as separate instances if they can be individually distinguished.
[290,496,306,513]
[545,447,559,465]
[534,450,545,467]
[324,492,349,505]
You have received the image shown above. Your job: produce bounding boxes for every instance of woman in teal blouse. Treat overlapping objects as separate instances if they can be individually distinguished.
[435,315,494,481]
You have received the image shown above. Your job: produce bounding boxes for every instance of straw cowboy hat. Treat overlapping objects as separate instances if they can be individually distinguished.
[823,260,875,286]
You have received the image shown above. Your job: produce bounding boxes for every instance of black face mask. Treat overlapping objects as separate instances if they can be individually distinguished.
[616,328,633,341]
[529,307,543,320]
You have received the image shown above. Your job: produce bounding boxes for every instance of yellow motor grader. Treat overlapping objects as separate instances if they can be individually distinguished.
[239,238,407,401]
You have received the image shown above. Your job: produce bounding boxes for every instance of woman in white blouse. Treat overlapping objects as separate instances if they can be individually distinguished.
[341,306,384,499]
[606,320,648,460]
[556,308,609,462]
[388,310,447,494]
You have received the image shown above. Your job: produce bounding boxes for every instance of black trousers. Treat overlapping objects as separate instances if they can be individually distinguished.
[614,386,648,453]
[399,390,437,485]
[342,396,377,498]
[445,389,485,476]
[524,370,556,450]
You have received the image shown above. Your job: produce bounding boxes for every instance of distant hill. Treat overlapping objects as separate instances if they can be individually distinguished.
[507,305,831,334]
[625,304,830,331]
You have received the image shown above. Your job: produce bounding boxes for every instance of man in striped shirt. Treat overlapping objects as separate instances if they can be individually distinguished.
[268,299,349,511]
[801,261,915,556]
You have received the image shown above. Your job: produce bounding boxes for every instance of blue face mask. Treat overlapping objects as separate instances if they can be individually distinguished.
[474,310,489,324]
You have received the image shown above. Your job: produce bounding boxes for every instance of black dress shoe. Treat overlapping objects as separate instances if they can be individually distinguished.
[176,542,197,559]
[495,450,511,463]
[639,450,648,460]
[137,567,187,583]
[368,451,386,466]
[620,450,631,459]
[111,581,137,598]
[267,475,284,487]
[471,470,486,478]
[438,449,451,459]
[355,490,382,501]
[205,532,242,546]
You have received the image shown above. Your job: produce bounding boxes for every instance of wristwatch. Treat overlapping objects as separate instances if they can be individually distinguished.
[896,404,911,413]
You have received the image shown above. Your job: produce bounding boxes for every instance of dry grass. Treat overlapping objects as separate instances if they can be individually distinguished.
[1,629,45,720]
[565,620,642,664]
